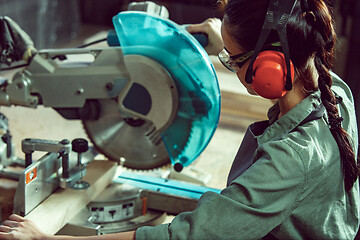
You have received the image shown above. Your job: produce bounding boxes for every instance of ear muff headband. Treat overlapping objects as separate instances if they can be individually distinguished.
[245,0,298,97]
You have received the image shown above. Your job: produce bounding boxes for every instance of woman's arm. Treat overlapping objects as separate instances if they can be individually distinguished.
[0,214,135,240]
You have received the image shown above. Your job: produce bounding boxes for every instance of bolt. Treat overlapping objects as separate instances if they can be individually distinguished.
[76,88,84,95]
[60,139,70,145]
[106,82,113,91]
[17,83,23,89]
[30,99,37,106]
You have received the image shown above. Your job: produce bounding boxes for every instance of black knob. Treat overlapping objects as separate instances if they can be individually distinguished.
[174,162,183,172]
[71,138,88,153]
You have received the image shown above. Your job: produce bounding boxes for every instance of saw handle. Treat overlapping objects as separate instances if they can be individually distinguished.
[190,33,209,48]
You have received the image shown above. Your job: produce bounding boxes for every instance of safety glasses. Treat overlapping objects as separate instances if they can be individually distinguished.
[218,48,254,73]
[218,42,281,73]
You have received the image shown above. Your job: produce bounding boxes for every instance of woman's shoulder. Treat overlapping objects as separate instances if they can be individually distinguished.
[330,71,355,104]
[330,71,358,153]
[256,118,337,174]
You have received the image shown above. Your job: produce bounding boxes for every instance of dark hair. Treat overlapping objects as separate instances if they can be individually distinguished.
[222,0,359,191]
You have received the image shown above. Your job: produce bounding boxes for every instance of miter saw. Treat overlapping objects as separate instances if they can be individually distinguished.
[0,2,220,172]
[0,1,221,234]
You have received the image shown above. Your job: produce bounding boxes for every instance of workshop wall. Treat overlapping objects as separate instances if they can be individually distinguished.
[0,0,222,48]
[0,0,80,49]
[341,0,360,150]
[79,0,223,26]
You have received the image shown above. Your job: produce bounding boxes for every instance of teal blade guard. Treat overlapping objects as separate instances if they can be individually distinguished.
[112,11,221,170]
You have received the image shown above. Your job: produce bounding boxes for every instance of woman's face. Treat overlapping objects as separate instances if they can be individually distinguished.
[220,22,257,96]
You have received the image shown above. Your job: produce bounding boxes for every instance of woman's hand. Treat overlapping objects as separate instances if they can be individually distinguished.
[0,214,49,240]
[0,214,135,240]
[186,18,224,56]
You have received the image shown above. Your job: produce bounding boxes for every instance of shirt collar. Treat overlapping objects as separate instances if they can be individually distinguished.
[255,90,323,144]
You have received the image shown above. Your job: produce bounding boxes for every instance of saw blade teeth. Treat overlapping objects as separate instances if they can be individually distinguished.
[120,163,172,174]
[179,123,193,160]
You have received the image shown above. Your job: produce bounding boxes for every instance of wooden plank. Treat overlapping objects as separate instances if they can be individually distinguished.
[220,90,274,129]
[24,160,117,235]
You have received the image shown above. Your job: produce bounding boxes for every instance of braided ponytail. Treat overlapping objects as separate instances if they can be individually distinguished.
[309,0,359,191]
[315,55,358,191]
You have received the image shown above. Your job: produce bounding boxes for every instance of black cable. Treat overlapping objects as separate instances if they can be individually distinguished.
[77,37,107,48]
[0,63,29,71]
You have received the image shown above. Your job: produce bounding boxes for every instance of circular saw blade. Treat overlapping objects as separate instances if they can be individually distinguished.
[83,99,170,170]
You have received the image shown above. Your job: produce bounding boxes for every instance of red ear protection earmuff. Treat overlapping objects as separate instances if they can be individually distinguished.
[251,50,294,99]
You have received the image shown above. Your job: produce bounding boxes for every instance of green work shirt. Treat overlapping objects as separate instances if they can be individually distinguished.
[136,72,359,239]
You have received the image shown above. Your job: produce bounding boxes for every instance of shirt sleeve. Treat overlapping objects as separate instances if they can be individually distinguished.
[136,140,306,240]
